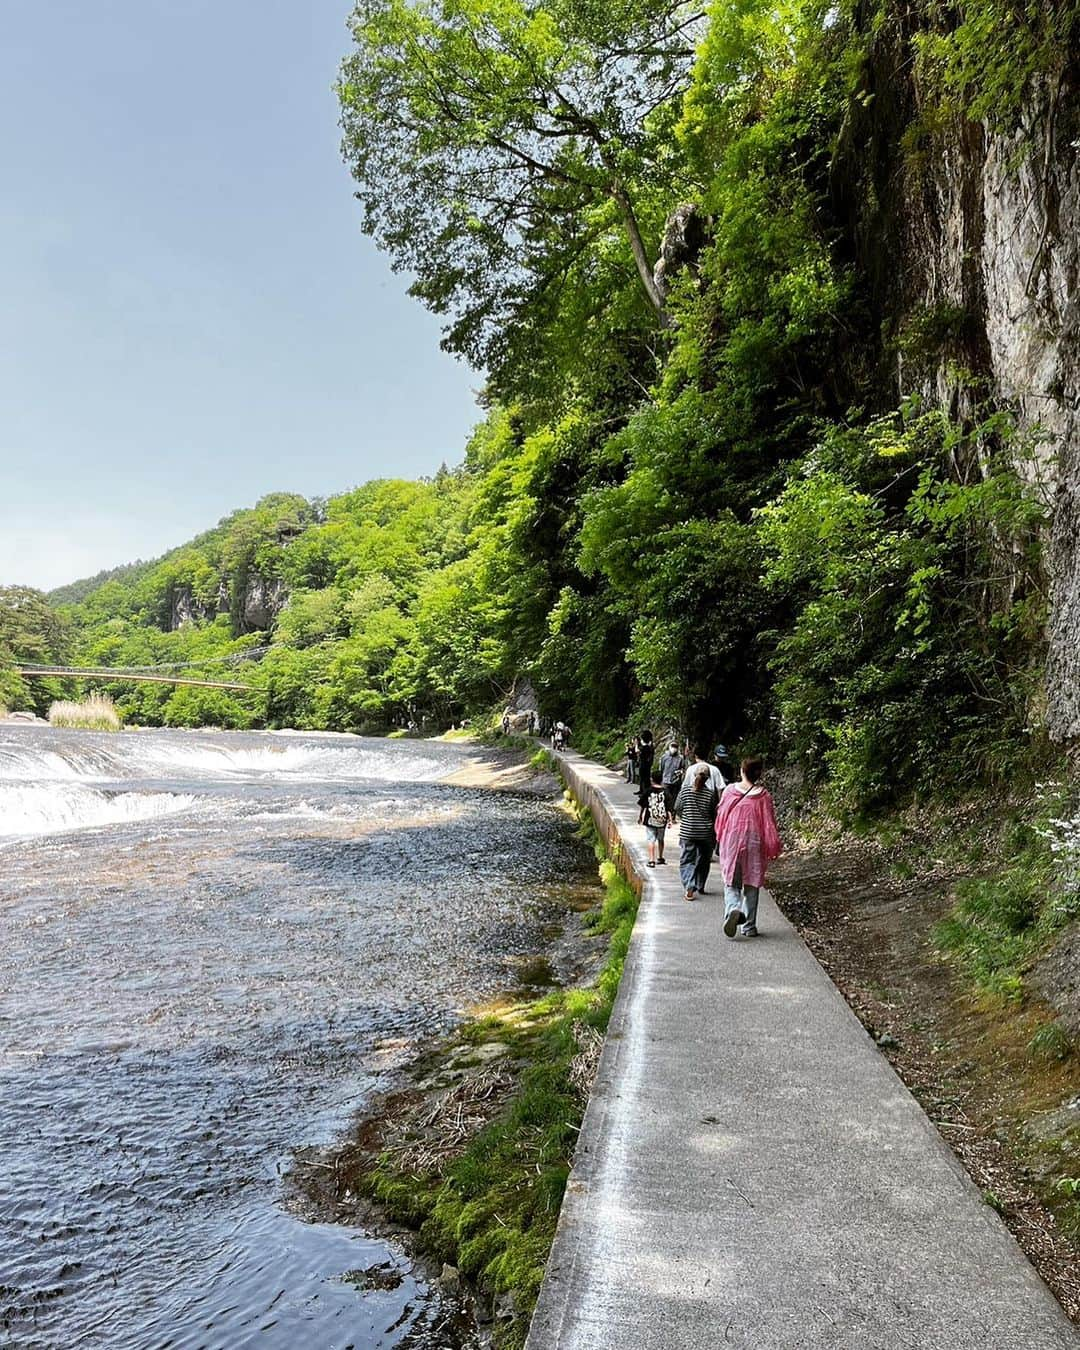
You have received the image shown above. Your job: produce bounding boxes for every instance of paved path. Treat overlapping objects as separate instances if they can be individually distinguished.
[526,751,1076,1349]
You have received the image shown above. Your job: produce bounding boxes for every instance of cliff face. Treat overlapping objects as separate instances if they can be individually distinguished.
[841,12,1080,738]
[167,575,287,634]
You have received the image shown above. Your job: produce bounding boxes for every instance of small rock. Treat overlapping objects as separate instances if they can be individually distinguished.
[470,1041,510,1063]
[876,1032,900,1050]
[437,1263,461,1295]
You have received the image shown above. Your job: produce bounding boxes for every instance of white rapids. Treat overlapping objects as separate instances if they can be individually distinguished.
[0,727,449,840]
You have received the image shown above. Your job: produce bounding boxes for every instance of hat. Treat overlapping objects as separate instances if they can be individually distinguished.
[714,743,728,757]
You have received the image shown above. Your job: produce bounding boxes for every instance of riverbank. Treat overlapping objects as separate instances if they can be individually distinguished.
[286,747,636,1349]
[1,728,603,1348]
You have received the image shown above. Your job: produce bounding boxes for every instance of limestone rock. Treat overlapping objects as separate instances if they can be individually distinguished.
[241,575,287,631]
[843,40,1080,740]
[653,202,709,299]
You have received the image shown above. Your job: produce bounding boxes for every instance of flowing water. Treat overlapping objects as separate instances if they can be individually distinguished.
[0,727,595,1349]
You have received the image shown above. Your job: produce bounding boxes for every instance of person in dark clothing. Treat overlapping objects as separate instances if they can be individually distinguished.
[625,737,639,783]
[659,741,686,814]
[635,730,655,816]
[643,770,670,866]
[713,743,737,785]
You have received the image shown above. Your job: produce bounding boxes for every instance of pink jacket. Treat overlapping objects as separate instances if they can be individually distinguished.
[714,783,781,887]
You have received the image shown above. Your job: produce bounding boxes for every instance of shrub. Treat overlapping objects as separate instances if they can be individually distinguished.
[48,693,122,731]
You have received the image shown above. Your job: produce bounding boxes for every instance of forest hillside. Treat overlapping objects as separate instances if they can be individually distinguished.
[3,0,1077,829]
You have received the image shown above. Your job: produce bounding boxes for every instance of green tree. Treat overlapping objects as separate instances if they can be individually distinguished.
[338,0,702,387]
[0,587,70,712]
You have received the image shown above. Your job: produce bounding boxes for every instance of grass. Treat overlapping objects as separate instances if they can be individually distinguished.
[853,779,1080,1252]
[1028,1021,1073,1063]
[358,795,639,1348]
[47,693,122,731]
[931,794,1080,1003]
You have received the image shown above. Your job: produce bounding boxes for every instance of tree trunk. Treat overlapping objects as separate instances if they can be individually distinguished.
[608,182,669,322]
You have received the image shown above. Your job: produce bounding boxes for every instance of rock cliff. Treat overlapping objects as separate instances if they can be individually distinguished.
[168,575,286,634]
[840,10,1080,738]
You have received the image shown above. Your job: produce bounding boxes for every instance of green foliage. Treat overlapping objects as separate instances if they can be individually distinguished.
[1028,1021,1072,1062]
[0,586,70,714]
[55,0,1055,821]
[932,800,1079,1000]
[338,0,700,395]
[758,409,1047,812]
[914,1,1080,126]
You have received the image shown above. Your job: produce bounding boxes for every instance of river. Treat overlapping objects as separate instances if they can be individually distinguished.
[0,727,595,1348]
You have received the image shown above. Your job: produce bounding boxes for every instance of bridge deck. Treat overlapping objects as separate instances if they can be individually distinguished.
[14,667,256,692]
[526,750,1076,1349]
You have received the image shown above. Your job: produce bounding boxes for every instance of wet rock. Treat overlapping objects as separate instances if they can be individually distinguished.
[437,1263,461,1294]
[341,1261,404,1292]
[493,1290,517,1321]
[466,1042,510,1064]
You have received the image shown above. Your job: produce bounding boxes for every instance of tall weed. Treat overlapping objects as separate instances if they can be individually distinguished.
[48,694,122,732]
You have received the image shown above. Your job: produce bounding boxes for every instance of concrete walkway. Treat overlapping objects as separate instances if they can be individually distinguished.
[526,751,1076,1349]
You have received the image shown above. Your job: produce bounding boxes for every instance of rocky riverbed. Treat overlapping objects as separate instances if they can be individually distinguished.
[0,727,597,1349]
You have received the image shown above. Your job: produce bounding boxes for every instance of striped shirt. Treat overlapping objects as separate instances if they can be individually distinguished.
[673,781,718,841]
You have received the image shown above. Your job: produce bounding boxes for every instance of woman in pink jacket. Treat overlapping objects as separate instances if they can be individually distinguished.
[714,756,781,939]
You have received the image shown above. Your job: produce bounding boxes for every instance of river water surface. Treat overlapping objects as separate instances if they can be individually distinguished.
[0,727,594,1349]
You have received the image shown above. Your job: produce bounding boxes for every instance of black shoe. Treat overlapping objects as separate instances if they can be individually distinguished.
[724,910,745,938]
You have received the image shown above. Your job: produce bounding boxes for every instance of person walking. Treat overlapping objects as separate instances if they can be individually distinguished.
[659,740,686,814]
[713,743,736,784]
[714,756,781,938]
[643,770,670,866]
[635,730,655,813]
[673,763,718,900]
[687,744,724,794]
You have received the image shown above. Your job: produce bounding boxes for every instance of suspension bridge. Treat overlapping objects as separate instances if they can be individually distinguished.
[14,665,259,693]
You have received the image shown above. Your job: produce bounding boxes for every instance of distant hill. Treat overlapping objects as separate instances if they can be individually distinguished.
[49,559,159,606]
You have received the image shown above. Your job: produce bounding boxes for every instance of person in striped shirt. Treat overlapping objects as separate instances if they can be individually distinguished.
[672,763,719,900]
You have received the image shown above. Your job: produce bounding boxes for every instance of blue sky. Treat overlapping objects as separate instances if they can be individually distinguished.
[1,0,480,591]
